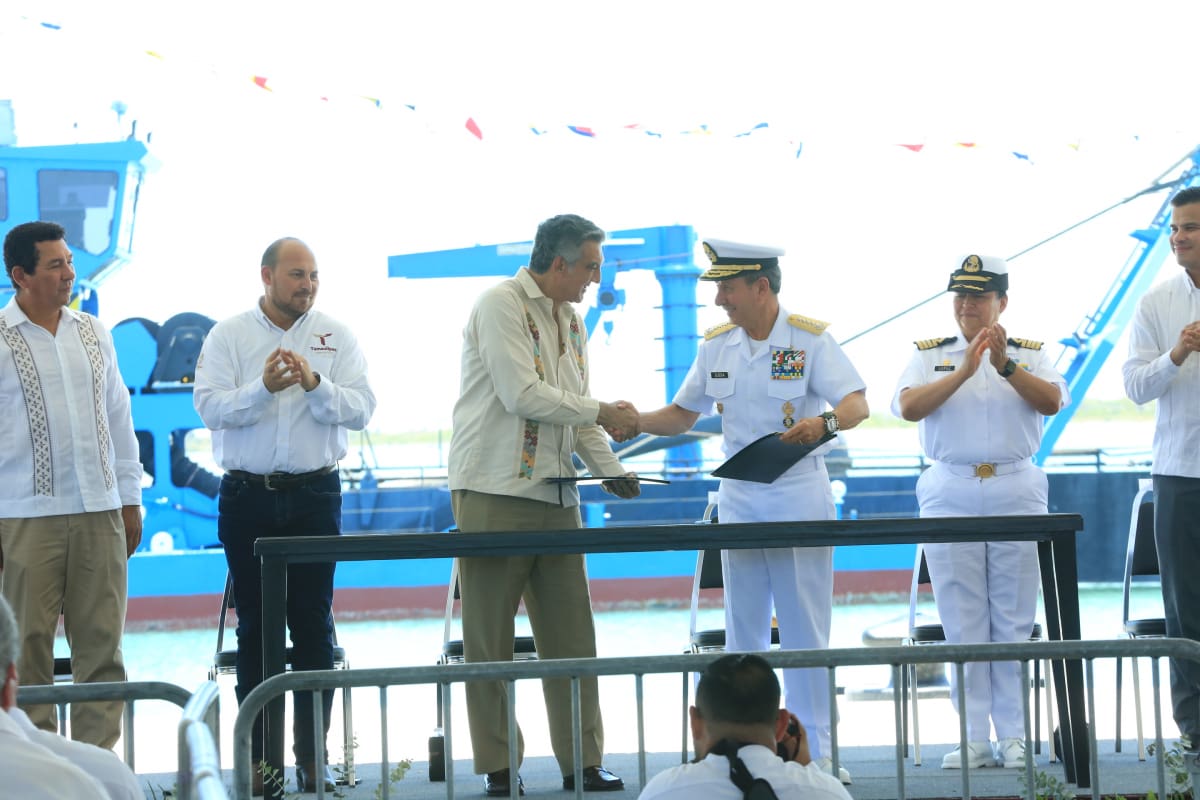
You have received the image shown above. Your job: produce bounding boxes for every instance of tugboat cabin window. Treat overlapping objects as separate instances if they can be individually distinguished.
[37,168,118,256]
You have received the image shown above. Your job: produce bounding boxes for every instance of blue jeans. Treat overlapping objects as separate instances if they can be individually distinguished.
[218,470,340,763]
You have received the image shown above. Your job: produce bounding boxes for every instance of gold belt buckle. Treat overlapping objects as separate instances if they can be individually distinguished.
[973,463,996,479]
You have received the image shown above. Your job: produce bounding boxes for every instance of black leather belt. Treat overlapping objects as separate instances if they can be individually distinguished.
[224,465,336,491]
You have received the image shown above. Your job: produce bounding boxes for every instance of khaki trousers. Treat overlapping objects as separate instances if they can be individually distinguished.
[0,510,127,748]
[452,490,604,776]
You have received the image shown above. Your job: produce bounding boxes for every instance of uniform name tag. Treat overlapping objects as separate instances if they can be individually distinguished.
[710,371,729,378]
[934,365,955,372]
[771,348,805,379]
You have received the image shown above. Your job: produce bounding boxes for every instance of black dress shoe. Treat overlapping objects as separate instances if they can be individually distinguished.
[296,761,336,792]
[484,768,525,796]
[562,766,625,791]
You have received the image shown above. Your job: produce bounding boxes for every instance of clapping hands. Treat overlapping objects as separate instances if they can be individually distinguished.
[262,347,319,393]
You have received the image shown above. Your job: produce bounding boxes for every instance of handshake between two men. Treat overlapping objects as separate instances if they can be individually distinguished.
[598,399,640,443]
[595,399,642,499]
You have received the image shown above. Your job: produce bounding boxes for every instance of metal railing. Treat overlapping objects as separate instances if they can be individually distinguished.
[230,636,1200,800]
[178,680,227,800]
[17,679,192,770]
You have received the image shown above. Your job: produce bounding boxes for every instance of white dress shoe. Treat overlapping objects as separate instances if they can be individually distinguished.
[996,737,1028,768]
[941,740,996,769]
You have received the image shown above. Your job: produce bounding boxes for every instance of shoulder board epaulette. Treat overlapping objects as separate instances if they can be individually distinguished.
[915,336,957,351]
[704,322,738,340]
[1008,337,1043,351]
[787,314,828,335]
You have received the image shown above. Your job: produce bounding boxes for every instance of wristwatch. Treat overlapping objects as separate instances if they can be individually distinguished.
[1000,359,1018,378]
[820,411,840,434]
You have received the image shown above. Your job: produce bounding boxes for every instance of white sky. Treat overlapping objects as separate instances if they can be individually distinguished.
[3,1,1200,431]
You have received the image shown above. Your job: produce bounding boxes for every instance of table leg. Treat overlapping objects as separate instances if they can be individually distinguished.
[1039,536,1091,788]
[261,555,289,800]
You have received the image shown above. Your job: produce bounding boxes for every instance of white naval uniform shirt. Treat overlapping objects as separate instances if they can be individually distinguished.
[890,335,1068,465]
[1123,270,1200,479]
[448,268,623,506]
[192,304,376,474]
[0,298,141,519]
[673,307,865,522]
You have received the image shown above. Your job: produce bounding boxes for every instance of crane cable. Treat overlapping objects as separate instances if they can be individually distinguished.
[839,150,1200,346]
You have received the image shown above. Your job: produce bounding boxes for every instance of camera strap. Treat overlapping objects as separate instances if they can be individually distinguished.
[708,739,781,800]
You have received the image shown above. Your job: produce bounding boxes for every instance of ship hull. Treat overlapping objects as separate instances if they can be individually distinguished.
[126,469,1146,629]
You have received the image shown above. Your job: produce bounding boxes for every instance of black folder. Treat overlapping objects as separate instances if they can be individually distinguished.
[710,431,836,484]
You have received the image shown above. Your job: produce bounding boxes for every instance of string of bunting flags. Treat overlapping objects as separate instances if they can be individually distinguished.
[6,12,1137,163]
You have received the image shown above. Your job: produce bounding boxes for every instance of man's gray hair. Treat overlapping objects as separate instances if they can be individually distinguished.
[0,595,18,669]
[528,214,605,274]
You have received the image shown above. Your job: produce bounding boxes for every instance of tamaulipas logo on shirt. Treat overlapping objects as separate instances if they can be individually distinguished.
[311,332,337,353]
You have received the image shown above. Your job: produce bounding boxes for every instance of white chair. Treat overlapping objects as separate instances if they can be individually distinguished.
[1114,479,1163,760]
[900,545,1054,766]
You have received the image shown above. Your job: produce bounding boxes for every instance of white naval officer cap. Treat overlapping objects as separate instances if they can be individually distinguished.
[699,239,786,281]
[947,253,1009,294]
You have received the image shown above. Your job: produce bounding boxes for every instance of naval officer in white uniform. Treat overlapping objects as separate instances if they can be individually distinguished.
[635,240,868,784]
[892,254,1067,770]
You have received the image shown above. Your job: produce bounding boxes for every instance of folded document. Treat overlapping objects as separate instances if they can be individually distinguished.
[710,431,835,484]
